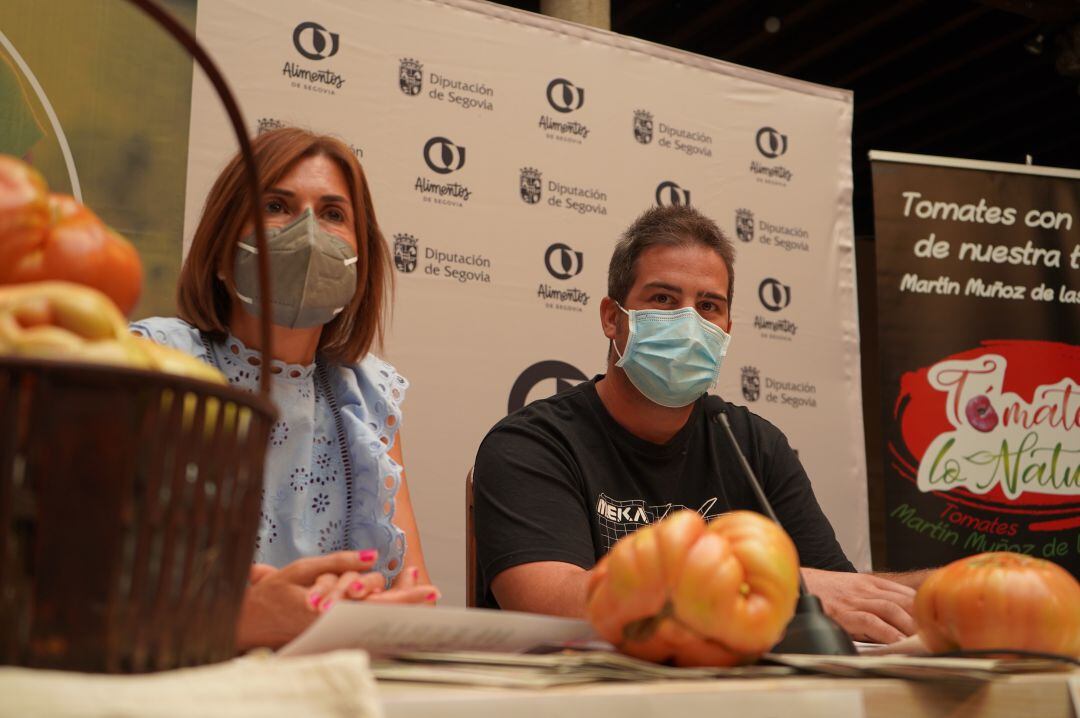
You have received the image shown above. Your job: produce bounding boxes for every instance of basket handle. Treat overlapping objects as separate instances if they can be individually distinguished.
[126,0,275,397]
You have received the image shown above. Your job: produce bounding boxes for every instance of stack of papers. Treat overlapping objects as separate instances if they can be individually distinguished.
[373,651,793,688]
[766,653,1074,682]
[277,603,1074,688]
[279,603,599,658]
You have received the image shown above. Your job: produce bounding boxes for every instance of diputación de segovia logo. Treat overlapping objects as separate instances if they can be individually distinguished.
[520,167,542,204]
[399,57,423,95]
[736,208,755,243]
[393,233,418,273]
[633,110,653,144]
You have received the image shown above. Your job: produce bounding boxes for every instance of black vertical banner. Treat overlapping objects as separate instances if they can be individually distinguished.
[870,152,1080,576]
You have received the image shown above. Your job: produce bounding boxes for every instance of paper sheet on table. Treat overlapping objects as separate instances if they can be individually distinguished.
[372,650,794,687]
[767,652,1072,682]
[278,603,598,658]
[854,634,928,656]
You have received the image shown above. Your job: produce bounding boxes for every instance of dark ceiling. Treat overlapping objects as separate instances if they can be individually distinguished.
[493,0,1080,237]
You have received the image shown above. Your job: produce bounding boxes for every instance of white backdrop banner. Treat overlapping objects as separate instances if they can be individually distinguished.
[185,0,869,604]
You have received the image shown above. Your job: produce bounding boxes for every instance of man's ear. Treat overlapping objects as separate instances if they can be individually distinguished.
[600,296,620,342]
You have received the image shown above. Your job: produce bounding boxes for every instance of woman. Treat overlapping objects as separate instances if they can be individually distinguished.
[133,128,432,611]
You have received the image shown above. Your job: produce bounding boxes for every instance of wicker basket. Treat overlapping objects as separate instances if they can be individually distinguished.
[0,357,276,672]
[0,0,286,673]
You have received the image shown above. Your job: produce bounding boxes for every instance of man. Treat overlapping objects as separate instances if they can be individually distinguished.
[474,205,923,644]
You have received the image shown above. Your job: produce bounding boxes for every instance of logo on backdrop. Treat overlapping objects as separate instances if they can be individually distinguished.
[546,78,585,113]
[544,243,584,279]
[508,360,589,413]
[755,127,787,158]
[741,366,761,402]
[399,57,495,110]
[283,22,345,94]
[538,243,589,312]
[393,234,418,273]
[740,209,811,252]
[423,136,466,174]
[539,78,590,144]
[655,181,691,207]
[526,168,609,216]
[633,110,654,144]
[753,278,797,339]
[758,278,792,312]
[736,208,755,243]
[520,167,542,204]
[293,21,339,60]
[392,232,492,283]
[633,110,713,157]
[749,127,793,187]
[416,138,472,206]
[741,366,816,408]
[399,58,423,95]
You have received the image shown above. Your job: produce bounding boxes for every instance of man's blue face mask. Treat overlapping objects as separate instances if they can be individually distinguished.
[612,302,731,408]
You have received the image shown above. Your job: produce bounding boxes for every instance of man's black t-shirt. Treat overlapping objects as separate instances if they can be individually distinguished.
[473,377,855,608]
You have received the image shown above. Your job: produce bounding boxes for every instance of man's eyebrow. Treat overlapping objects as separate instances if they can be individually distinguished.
[699,291,729,303]
[641,281,683,293]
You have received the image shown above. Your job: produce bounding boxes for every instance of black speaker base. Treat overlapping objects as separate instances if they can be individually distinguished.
[773,594,857,655]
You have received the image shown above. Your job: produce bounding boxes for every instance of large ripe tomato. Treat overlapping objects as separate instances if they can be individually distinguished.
[915,552,1080,656]
[586,510,800,667]
[0,156,143,316]
[0,155,49,251]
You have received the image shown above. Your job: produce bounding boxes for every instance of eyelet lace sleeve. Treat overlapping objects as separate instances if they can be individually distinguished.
[327,354,409,584]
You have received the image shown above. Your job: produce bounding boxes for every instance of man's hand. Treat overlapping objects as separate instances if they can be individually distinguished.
[236,551,440,651]
[802,568,917,644]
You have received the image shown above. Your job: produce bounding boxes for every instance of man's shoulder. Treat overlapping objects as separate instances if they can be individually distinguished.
[490,379,595,432]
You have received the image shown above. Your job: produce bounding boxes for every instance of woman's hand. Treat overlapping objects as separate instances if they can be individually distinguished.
[365,565,440,606]
[236,554,442,651]
[236,550,378,651]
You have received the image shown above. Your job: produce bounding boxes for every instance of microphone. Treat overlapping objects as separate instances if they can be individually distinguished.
[709,399,856,656]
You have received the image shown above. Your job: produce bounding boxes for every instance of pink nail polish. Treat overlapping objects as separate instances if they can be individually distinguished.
[320,599,334,612]
[309,594,321,608]
[350,581,364,592]
[359,549,377,562]
[411,567,419,580]
[426,592,438,601]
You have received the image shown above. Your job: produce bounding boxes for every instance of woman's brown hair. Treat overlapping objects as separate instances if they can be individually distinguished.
[177,127,392,364]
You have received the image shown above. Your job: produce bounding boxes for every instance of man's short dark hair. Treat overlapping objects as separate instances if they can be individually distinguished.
[608,205,736,308]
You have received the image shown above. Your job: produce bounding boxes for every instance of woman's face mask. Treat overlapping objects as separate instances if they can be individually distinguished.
[232,208,358,329]
[612,302,731,408]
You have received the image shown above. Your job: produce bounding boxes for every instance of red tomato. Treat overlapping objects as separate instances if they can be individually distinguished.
[0,155,143,315]
[915,552,1080,657]
[586,510,800,667]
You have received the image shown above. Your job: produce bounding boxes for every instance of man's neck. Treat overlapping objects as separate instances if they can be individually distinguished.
[594,366,695,444]
[228,307,322,366]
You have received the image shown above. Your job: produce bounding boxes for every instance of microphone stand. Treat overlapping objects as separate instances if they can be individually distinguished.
[711,407,856,655]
